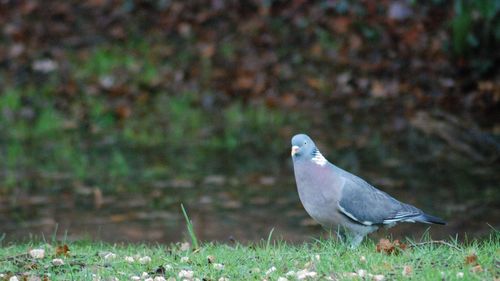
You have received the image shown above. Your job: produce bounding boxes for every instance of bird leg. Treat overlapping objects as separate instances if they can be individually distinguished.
[349,234,364,249]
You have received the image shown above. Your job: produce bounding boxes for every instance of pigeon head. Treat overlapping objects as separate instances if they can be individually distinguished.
[291,133,317,157]
[291,134,328,166]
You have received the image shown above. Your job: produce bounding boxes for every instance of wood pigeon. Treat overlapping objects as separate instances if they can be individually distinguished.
[291,134,446,247]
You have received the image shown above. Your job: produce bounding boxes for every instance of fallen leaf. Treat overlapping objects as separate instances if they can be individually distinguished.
[306,77,324,91]
[376,238,393,254]
[328,17,351,34]
[376,238,407,255]
[470,265,482,273]
[394,240,407,251]
[55,244,69,256]
[465,253,478,265]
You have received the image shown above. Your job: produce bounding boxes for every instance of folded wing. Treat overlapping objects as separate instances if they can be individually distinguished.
[338,177,425,226]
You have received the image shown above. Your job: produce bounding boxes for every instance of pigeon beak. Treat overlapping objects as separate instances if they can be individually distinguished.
[291,146,299,156]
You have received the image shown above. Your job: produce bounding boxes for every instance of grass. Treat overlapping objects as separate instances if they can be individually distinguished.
[181,204,199,250]
[0,232,498,280]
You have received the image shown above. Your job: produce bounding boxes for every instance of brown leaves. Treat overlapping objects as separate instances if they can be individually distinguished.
[464,253,478,265]
[55,244,70,257]
[470,265,483,273]
[464,252,484,273]
[328,17,352,34]
[376,238,407,255]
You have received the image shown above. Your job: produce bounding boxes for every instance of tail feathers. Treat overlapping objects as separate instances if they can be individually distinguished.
[415,213,447,225]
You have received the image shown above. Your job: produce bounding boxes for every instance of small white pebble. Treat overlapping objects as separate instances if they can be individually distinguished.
[130,276,141,281]
[181,256,190,263]
[29,249,45,259]
[402,265,412,276]
[9,276,19,281]
[314,254,320,261]
[144,278,153,281]
[285,271,296,277]
[52,258,64,266]
[266,266,277,275]
[296,269,317,280]
[251,268,261,274]
[277,277,289,281]
[207,255,216,263]
[357,269,367,278]
[139,256,152,264]
[456,272,464,278]
[125,256,135,263]
[92,274,101,281]
[213,263,224,270]
[154,277,166,281]
[180,242,190,251]
[104,252,116,260]
[345,272,358,278]
[373,274,385,281]
[218,278,229,281]
[359,256,367,263]
[166,278,176,281]
[163,264,173,271]
[142,272,149,278]
[178,270,194,279]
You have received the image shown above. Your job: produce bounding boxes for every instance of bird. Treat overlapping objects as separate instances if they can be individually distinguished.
[290,133,446,247]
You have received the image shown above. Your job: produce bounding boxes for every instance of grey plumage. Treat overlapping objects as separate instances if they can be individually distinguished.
[291,134,445,247]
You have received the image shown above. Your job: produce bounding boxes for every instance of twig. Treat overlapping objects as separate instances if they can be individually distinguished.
[409,240,462,251]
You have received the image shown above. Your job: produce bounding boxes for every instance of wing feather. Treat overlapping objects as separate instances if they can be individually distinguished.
[338,177,423,225]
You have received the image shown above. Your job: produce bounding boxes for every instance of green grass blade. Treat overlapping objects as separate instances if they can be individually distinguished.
[266,227,275,249]
[181,203,199,249]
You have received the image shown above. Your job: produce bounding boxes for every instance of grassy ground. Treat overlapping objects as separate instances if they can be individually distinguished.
[0,232,498,280]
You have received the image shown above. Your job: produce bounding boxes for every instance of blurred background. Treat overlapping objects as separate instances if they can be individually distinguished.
[0,0,499,244]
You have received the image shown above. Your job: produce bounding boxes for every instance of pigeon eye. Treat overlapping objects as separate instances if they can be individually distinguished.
[304,141,307,145]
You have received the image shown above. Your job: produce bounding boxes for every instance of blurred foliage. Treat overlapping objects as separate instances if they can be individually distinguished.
[0,86,304,192]
[0,0,498,195]
[451,0,500,74]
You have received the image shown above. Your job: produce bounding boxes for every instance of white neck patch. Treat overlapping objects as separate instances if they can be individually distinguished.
[311,149,327,166]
